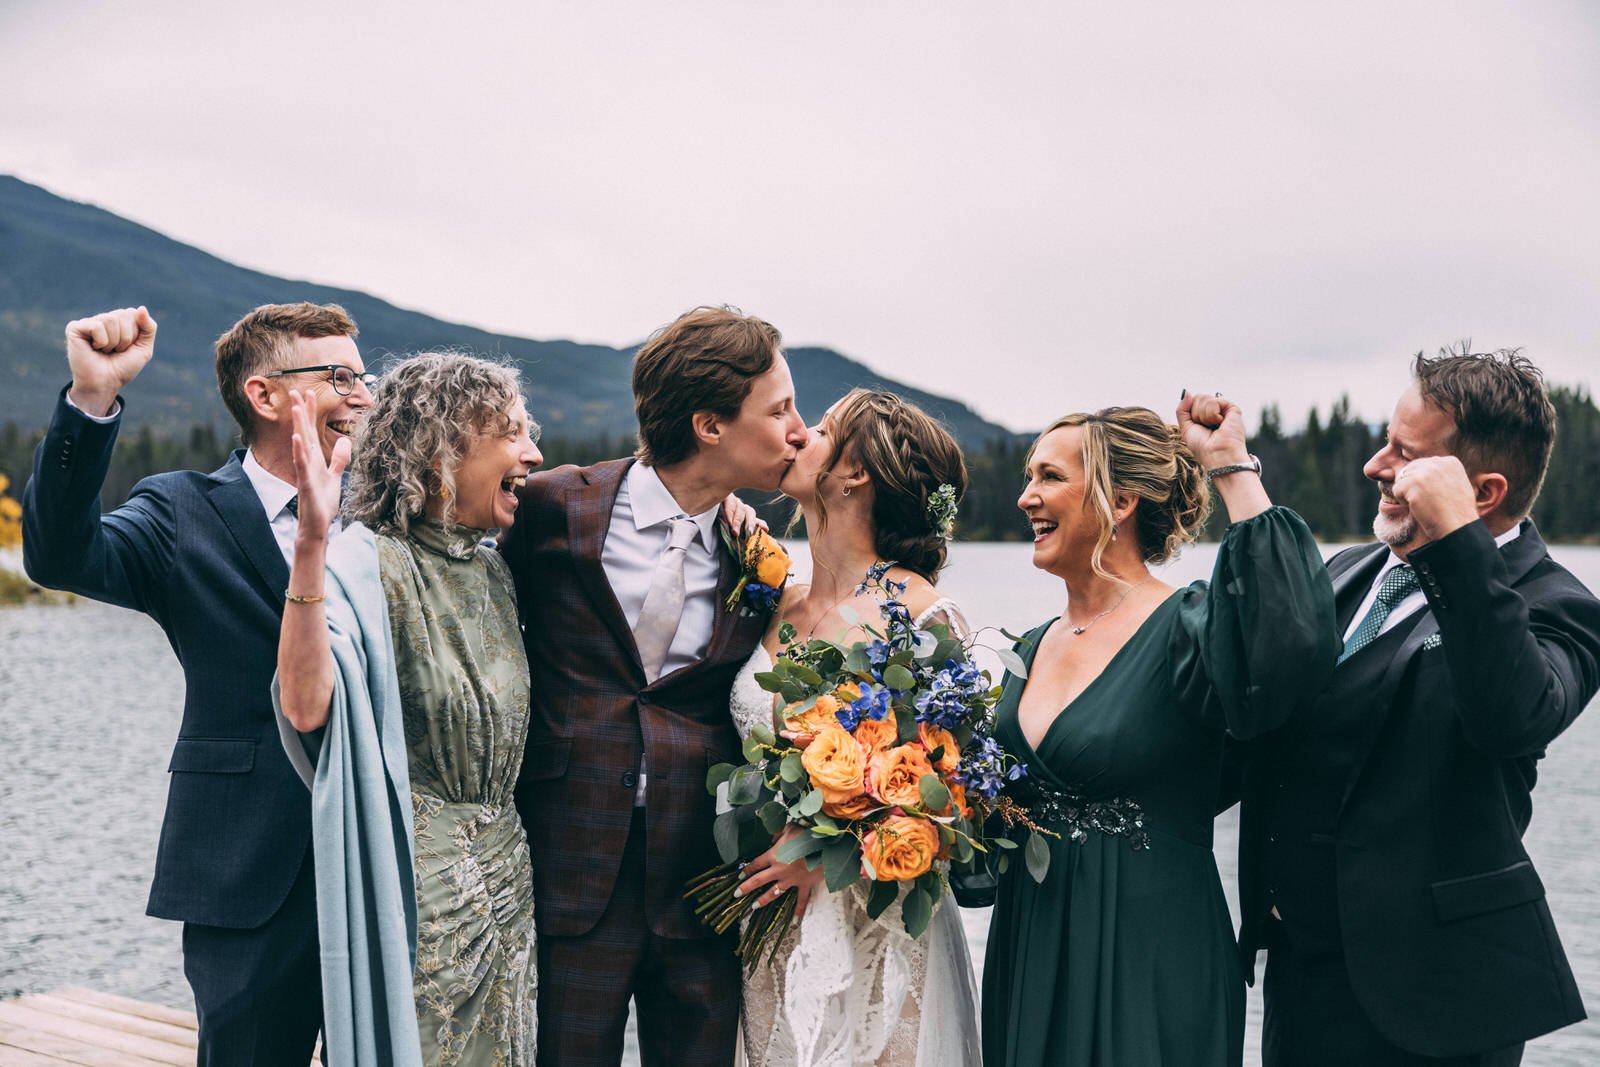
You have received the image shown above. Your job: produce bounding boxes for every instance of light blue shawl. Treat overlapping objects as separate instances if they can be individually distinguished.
[274,522,424,1067]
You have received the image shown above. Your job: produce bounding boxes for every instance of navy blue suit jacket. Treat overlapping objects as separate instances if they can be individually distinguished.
[23,390,312,929]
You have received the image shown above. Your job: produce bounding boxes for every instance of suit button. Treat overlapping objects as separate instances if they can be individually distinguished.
[638,692,652,705]
[1267,834,1277,843]
[621,771,638,788]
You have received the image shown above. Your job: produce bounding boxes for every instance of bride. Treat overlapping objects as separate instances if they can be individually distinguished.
[730,388,983,1067]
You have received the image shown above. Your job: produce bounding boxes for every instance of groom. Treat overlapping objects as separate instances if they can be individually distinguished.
[501,306,808,1066]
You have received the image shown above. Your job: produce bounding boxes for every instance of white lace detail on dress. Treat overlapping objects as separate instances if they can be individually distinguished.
[729,597,981,1067]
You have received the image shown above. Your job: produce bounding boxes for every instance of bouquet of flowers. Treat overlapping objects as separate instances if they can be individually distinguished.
[687,562,1052,969]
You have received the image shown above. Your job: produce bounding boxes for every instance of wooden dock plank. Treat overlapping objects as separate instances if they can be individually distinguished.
[0,1015,173,1065]
[0,1043,77,1067]
[0,1004,189,1066]
[16,996,193,1050]
[50,991,194,1033]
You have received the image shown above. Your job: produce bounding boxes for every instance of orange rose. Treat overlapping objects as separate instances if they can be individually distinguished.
[822,793,879,820]
[918,724,960,775]
[852,718,898,761]
[746,528,791,588]
[801,723,866,804]
[868,743,935,808]
[943,781,971,820]
[783,694,840,737]
[862,815,939,881]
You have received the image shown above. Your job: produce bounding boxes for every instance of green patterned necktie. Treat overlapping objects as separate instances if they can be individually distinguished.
[1338,564,1420,664]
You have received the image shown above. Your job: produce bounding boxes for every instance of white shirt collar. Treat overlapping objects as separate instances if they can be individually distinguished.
[626,462,720,552]
[1379,521,1522,576]
[242,449,299,521]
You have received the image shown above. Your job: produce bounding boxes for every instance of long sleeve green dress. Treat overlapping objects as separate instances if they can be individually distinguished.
[981,507,1337,1067]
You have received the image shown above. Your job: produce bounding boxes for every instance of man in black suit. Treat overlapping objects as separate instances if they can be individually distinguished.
[23,304,375,1065]
[1237,347,1600,1065]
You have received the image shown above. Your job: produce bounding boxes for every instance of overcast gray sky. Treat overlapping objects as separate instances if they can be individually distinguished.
[4,0,1597,432]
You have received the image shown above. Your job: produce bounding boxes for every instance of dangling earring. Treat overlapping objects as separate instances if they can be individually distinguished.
[1110,525,1118,541]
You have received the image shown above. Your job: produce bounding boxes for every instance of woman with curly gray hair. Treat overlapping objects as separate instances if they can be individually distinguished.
[276,352,542,1066]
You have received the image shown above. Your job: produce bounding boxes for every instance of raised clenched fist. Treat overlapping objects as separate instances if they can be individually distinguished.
[65,306,157,417]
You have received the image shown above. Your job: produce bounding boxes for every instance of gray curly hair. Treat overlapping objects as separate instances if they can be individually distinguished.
[342,352,532,536]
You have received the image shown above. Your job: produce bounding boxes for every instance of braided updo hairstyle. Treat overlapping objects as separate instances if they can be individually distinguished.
[804,388,968,583]
[1029,407,1211,580]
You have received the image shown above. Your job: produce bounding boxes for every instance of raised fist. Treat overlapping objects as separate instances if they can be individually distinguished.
[65,306,157,417]
[1177,390,1251,471]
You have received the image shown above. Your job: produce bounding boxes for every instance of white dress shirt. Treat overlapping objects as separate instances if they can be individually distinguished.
[1342,523,1522,643]
[241,450,305,566]
[603,463,723,805]
[602,462,724,677]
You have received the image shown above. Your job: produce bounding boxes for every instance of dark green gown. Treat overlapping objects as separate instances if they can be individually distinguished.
[981,507,1336,1067]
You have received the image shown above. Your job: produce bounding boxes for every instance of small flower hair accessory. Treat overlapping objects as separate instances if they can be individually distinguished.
[926,483,958,541]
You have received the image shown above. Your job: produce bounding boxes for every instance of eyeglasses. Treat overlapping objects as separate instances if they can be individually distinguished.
[266,364,380,396]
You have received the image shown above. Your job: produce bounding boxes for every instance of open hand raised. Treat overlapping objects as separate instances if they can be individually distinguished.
[66,307,157,417]
[289,389,349,540]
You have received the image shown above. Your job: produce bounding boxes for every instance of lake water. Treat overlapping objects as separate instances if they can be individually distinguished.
[2,540,1597,1065]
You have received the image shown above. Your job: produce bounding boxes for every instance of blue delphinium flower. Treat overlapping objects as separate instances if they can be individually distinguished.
[913,658,988,730]
[855,560,894,595]
[836,682,893,731]
[742,581,781,611]
[955,733,1026,798]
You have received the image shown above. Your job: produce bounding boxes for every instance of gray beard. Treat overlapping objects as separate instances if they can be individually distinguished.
[1372,508,1417,548]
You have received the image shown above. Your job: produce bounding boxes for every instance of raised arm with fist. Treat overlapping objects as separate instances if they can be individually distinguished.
[65,306,157,417]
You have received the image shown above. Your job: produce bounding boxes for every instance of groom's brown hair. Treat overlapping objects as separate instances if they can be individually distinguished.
[631,305,782,466]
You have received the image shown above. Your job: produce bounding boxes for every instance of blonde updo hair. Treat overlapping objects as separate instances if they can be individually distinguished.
[343,352,531,536]
[1029,406,1211,579]
[799,389,968,583]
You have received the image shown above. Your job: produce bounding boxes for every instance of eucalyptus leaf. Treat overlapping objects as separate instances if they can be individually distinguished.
[901,887,933,939]
[728,767,762,806]
[740,736,765,763]
[713,811,740,864]
[994,836,1018,850]
[706,762,736,794]
[865,878,900,920]
[789,662,824,687]
[883,664,916,691]
[822,839,862,891]
[996,646,1030,679]
[778,621,798,644]
[1025,830,1052,883]
[795,789,823,817]
[757,801,788,836]
[844,646,871,675]
[779,751,804,783]
[952,834,974,864]
[754,670,786,693]
[918,773,950,812]
[776,832,825,864]
[750,722,777,748]
[997,853,1010,875]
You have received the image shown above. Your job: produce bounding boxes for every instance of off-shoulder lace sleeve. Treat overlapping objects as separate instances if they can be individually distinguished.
[913,597,972,640]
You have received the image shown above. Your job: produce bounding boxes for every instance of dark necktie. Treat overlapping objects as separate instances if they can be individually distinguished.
[1339,564,1420,664]
[285,495,299,519]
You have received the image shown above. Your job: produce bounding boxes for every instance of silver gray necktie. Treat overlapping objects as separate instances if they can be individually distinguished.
[634,516,698,682]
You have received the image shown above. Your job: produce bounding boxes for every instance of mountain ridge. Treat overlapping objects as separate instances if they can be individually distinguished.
[0,175,1023,447]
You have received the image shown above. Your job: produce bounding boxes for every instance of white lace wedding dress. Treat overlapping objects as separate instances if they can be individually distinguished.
[729,599,983,1067]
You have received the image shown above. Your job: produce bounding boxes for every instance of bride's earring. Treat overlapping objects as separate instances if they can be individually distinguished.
[842,486,853,497]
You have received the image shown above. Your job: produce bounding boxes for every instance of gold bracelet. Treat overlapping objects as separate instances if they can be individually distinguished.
[284,591,327,604]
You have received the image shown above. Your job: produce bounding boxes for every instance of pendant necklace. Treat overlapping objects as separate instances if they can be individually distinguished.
[1068,576,1153,635]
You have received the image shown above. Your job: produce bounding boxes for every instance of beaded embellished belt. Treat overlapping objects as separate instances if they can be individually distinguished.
[1032,788,1151,851]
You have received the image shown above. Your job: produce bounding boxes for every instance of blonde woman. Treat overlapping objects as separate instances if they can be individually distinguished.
[277,354,541,1066]
[729,389,982,1067]
[980,396,1339,1067]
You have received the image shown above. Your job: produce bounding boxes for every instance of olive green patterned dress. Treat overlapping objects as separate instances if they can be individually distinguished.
[378,520,537,1066]
[981,507,1337,1067]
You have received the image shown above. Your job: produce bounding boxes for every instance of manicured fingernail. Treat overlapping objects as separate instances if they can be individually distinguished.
[732,888,743,898]
[1181,388,1187,399]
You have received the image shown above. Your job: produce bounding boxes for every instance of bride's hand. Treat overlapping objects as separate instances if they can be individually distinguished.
[737,825,826,919]
[289,388,349,539]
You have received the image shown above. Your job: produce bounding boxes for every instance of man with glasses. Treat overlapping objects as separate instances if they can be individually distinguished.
[23,302,373,1066]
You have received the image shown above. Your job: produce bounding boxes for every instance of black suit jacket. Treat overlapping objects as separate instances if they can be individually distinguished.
[23,391,312,929]
[1238,518,1600,1056]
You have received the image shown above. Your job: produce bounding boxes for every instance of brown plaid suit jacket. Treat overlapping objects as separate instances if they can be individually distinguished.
[503,458,770,939]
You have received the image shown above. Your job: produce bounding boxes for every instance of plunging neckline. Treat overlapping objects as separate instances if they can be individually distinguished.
[1013,591,1184,754]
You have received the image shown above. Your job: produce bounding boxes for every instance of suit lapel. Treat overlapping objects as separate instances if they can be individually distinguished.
[205,451,288,603]
[1330,543,1388,636]
[568,459,644,670]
